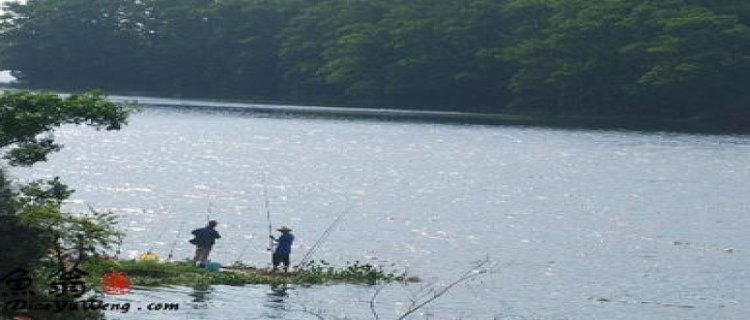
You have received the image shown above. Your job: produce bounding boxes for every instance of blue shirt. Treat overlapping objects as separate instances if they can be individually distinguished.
[274,233,294,255]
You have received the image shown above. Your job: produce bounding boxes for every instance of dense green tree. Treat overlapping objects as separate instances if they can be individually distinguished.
[0,90,131,260]
[206,0,306,98]
[503,0,750,116]
[376,0,514,109]
[1,0,748,119]
[0,90,132,319]
[279,0,389,101]
[0,90,131,268]
[280,0,515,110]
[0,0,152,89]
[0,91,131,165]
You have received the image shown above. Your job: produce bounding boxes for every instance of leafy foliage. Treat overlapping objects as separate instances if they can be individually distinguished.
[502,0,750,116]
[0,90,130,259]
[19,204,124,257]
[1,0,749,118]
[0,90,135,166]
[0,90,132,319]
[296,259,404,284]
[0,214,55,275]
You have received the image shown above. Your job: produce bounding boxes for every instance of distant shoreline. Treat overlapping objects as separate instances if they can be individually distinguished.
[3,86,748,134]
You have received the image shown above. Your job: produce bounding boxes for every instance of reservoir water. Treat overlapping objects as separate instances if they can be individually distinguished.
[11,99,750,320]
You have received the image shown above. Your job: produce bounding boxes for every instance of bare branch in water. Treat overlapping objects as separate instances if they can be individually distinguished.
[369,284,386,320]
[298,304,327,320]
[395,256,495,320]
[300,257,499,319]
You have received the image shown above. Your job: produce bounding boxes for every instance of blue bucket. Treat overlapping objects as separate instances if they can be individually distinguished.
[204,262,222,272]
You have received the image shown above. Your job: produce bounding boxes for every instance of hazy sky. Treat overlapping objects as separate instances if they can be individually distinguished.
[0,0,24,14]
[0,1,20,82]
[0,72,13,83]
[0,1,8,81]
[0,2,7,81]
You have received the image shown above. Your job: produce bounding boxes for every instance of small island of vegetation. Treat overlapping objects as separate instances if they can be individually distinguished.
[84,259,408,287]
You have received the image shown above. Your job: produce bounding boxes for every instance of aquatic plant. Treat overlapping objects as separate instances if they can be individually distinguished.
[296,260,405,285]
[81,259,407,288]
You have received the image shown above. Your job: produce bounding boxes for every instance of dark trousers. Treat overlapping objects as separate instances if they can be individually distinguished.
[194,246,212,265]
[272,253,290,270]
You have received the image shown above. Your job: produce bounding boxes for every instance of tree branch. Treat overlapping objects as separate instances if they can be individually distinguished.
[396,257,493,320]
[369,284,385,320]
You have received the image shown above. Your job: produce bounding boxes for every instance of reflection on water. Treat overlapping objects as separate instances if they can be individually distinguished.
[12,105,750,320]
[267,284,291,301]
[263,284,293,319]
[189,285,213,307]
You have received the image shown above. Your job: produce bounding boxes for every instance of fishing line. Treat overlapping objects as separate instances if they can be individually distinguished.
[235,174,273,263]
[263,176,273,252]
[296,200,359,268]
[207,195,214,223]
[145,208,169,254]
[166,220,186,262]
[234,208,259,263]
[234,234,253,264]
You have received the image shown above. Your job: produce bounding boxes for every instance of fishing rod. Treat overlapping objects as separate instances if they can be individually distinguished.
[263,178,273,252]
[207,196,214,223]
[233,201,260,263]
[235,176,273,263]
[145,208,169,254]
[296,201,358,268]
[166,220,186,262]
[234,234,251,264]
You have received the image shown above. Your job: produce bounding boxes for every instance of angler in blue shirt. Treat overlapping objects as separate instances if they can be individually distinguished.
[270,226,294,272]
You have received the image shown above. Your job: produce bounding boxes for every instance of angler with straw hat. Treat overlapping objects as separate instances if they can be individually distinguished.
[270,226,294,272]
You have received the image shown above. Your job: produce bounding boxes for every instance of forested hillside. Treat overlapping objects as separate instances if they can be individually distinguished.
[1,0,749,118]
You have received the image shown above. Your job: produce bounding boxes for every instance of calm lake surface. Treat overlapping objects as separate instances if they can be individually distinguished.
[11,99,750,320]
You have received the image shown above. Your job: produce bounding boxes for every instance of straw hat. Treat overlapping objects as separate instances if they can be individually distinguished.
[277,226,292,232]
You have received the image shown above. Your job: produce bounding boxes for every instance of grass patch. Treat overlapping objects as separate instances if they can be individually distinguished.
[81,258,407,288]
